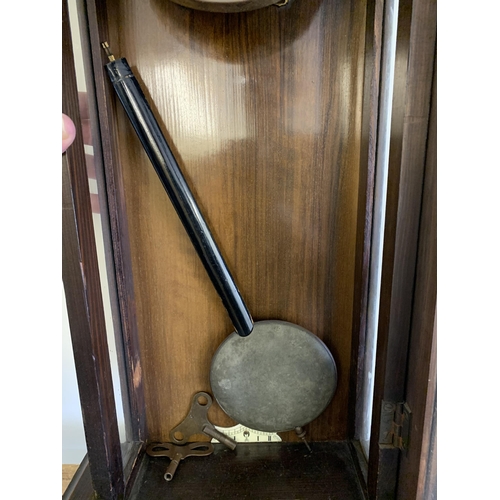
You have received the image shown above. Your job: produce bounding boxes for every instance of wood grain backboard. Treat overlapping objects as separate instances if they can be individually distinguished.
[105,0,368,442]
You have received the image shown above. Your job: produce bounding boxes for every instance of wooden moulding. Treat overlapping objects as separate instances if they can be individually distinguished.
[397,55,437,500]
[367,0,436,497]
[62,0,124,497]
[348,0,384,443]
[79,0,149,446]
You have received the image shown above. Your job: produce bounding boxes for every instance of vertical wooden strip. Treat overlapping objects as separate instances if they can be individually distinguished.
[366,2,413,486]
[418,315,437,499]
[367,0,436,496]
[73,0,136,448]
[422,389,437,500]
[62,0,125,497]
[82,0,148,443]
[349,0,384,441]
[396,55,437,499]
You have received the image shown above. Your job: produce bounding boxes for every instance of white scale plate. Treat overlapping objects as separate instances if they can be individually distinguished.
[212,424,282,443]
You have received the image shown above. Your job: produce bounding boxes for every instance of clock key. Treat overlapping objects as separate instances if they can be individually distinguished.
[170,392,237,450]
[146,441,214,481]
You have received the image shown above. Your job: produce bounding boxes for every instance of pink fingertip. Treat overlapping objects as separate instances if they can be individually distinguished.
[62,113,76,153]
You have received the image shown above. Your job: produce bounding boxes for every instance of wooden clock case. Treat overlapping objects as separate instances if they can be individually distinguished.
[62,0,436,497]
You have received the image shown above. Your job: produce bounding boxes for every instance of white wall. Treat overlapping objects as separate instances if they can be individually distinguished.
[62,289,86,464]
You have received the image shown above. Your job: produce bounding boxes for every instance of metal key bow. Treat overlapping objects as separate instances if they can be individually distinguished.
[170,392,237,450]
[146,442,214,481]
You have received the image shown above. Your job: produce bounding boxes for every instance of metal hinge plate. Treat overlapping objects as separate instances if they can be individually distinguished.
[379,400,412,451]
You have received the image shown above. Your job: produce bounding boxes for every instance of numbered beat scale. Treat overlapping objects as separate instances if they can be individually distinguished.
[212,424,282,444]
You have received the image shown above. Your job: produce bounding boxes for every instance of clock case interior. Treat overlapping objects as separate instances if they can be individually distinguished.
[62,0,437,497]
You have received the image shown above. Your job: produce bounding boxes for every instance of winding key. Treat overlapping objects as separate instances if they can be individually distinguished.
[147,442,214,481]
[170,392,237,450]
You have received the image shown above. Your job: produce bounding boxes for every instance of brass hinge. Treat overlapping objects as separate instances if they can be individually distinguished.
[379,400,412,452]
